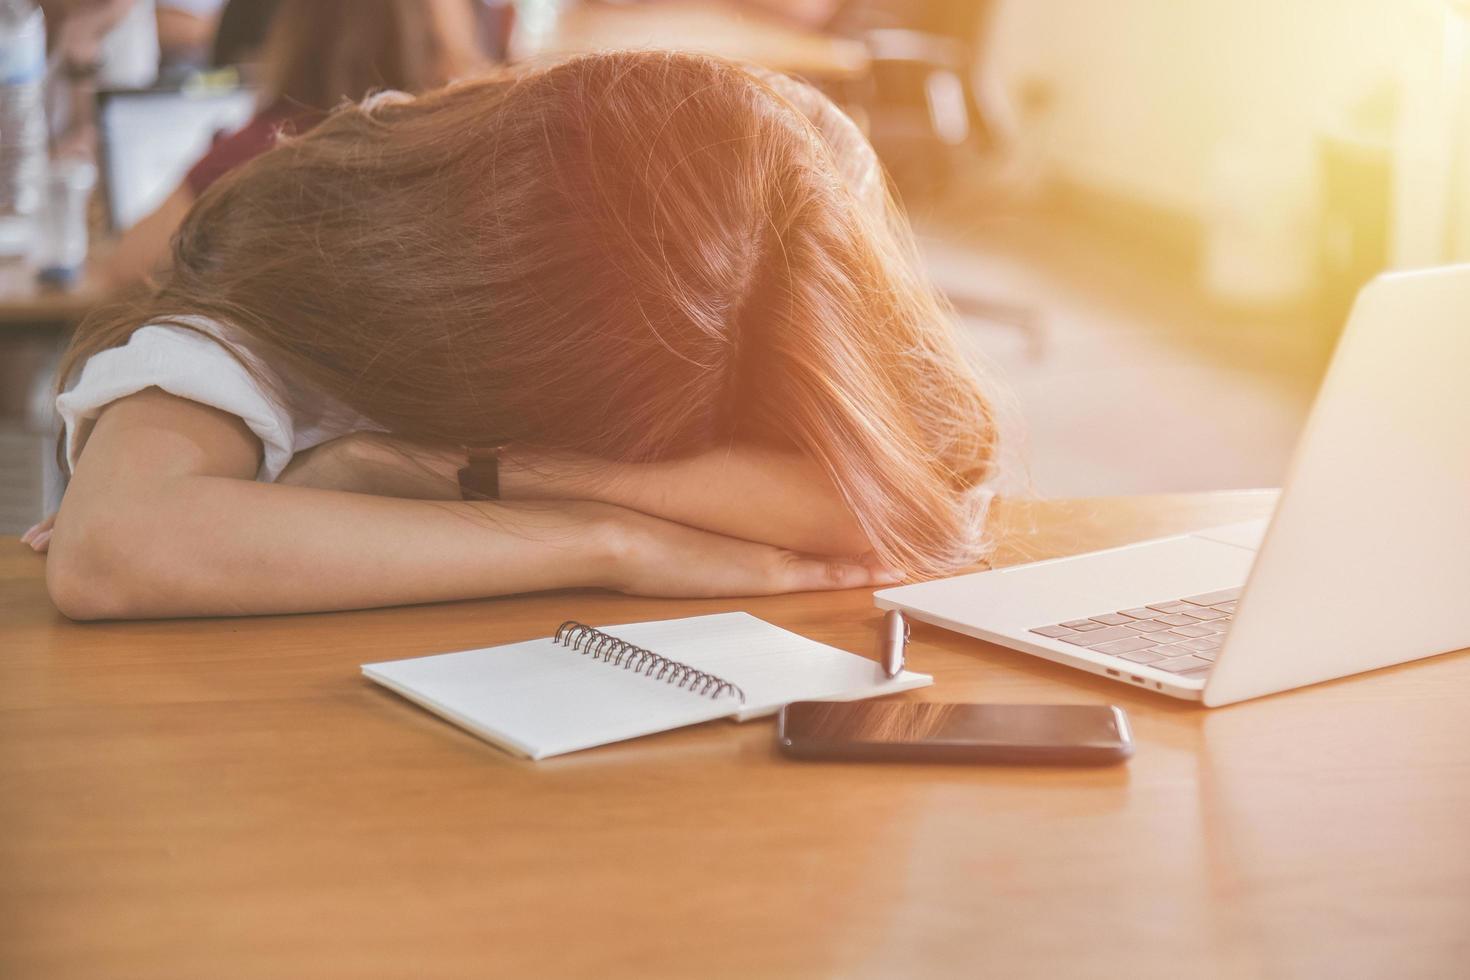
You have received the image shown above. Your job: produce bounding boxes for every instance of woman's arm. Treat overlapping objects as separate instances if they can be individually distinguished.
[504,446,875,558]
[28,434,873,558]
[277,436,874,557]
[45,391,895,620]
[100,184,194,291]
[277,432,464,500]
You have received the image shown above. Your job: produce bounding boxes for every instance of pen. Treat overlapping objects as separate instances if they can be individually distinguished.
[882,609,909,678]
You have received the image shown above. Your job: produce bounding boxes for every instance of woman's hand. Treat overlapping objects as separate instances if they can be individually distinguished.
[279,433,465,500]
[598,506,902,598]
[21,514,54,553]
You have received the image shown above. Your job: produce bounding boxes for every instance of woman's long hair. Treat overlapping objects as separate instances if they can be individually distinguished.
[259,0,484,110]
[60,52,1002,576]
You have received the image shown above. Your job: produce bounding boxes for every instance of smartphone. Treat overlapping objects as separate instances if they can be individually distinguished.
[777,701,1133,765]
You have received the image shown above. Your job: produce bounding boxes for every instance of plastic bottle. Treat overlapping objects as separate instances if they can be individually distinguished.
[0,0,47,257]
[33,157,95,285]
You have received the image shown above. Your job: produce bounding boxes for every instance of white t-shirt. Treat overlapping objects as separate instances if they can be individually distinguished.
[56,319,379,481]
[98,0,161,90]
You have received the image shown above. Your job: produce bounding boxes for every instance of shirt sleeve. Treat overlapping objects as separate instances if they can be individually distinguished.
[56,324,296,482]
[184,105,313,197]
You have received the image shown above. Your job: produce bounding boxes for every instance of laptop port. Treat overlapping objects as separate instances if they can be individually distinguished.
[1130,675,1145,683]
[1105,668,1120,677]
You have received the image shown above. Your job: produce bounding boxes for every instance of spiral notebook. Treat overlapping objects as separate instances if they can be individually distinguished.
[362,612,932,759]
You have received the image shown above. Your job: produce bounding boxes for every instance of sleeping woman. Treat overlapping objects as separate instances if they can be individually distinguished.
[28,51,1001,619]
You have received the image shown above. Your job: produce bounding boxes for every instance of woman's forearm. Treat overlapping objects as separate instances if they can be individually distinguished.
[504,445,873,557]
[47,477,616,619]
[47,390,894,621]
[101,185,195,291]
[277,433,868,553]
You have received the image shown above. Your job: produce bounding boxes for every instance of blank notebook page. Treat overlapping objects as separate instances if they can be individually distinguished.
[362,612,931,759]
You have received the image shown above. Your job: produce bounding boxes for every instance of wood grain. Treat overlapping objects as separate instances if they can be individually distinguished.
[0,256,108,327]
[3,491,1468,979]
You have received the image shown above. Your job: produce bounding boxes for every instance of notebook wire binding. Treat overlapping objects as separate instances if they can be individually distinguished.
[553,621,747,705]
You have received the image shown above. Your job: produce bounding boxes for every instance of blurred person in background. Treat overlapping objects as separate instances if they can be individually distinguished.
[473,0,514,63]
[205,0,277,72]
[155,0,223,72]
[102,0,485,290]
[43,0,158,157]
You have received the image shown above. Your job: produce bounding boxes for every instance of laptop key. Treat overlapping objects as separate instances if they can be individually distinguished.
[1061,619,1107,631]
[1090,613,1133,626]
[1030,625,1077,639]
[1090,636,1159,655]
[1201,621,1231,634]
[1175,637,1220,653]
[1118,649,1165,664]
[1119,607,1158,620]
[1151,655,1213,673]
[1166,623,1214,638]
[1181,607,1228,622]
[1147,601,1194,614]
[1125,619,1173,633]
[1214,601,1238,613]
[1181,587,1242,606]
[1153,614,1197,626]
[1059,626,1143,646]
[1193,650,1218,662]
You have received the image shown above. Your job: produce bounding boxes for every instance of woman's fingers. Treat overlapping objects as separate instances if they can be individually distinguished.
[21,514,54,542]
[609,506,907,597]
[859,551,906,583]
[21,515,56,552]
[774,553,904,593]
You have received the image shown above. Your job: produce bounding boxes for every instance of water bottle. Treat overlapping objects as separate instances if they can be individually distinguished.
[0,0,47,257]
[33,157,95,285]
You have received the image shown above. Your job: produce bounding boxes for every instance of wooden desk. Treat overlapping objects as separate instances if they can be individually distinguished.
[3,491,1468,978]
[0,257,107,328]
[516,0,870,81]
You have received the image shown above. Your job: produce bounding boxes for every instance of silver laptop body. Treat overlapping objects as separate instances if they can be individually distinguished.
[876,265,1470,706]
[97,85,255,232]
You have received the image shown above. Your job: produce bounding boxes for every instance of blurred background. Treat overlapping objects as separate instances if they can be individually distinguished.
[2,0,1468,532]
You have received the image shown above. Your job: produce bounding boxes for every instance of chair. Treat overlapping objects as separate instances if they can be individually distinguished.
[831,0,1043,357]
[829,0,1010,193]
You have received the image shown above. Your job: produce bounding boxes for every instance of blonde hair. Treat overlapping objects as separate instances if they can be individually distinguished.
[60,52,1001,576]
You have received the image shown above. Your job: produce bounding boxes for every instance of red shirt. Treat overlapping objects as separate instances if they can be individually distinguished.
[184,102,322,197]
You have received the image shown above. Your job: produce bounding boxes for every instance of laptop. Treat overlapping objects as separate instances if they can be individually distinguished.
[96,85,256,232]
[876,265,1470,706]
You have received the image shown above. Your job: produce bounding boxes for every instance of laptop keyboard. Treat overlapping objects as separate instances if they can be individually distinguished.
[1030,588,1241,681]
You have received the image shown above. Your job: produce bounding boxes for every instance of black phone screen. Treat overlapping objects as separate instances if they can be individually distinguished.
[778,702,1132,764]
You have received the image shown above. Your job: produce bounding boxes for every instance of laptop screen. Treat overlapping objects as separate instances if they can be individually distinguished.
[97,86,257,232]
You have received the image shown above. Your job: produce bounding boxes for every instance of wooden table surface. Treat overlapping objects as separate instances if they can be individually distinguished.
[0,257,107,327]
[515,0,870,81]
[4,491,1468,978]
